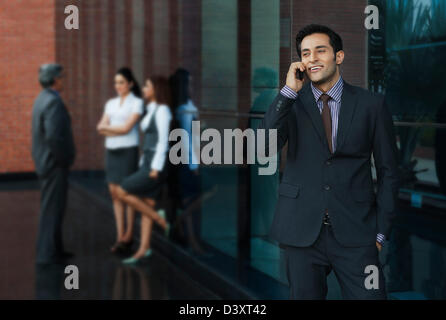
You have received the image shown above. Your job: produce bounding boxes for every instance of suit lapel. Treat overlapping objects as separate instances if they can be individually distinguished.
[298,83,328,150]
[298,80,359,156]
[334,81,358,154]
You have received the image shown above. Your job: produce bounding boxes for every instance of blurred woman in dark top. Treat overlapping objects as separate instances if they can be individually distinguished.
[114,75,172,264]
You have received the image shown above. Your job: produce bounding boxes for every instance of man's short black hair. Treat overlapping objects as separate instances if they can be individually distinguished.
[295,24,343,59]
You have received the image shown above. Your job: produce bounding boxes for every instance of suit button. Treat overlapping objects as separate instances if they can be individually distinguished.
[325,160,331,165]
[324,185,331,191]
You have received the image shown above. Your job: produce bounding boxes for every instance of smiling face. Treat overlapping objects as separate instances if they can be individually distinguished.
[300,33,344,86]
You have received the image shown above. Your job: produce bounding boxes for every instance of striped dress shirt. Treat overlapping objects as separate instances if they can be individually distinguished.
[280,77,386,246]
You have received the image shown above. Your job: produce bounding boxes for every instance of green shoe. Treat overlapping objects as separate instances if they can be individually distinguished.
[122,249,153,264]
[158,209,166,220]
[122,256,139,264]
[143,248,153,257]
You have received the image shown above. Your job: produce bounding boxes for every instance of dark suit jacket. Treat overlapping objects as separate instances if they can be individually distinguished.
[31,89,76,178]
[259,80,400,247]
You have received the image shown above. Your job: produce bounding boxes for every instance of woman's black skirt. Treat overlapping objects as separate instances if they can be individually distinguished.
[120,150,166,199]
[105,146,139,184]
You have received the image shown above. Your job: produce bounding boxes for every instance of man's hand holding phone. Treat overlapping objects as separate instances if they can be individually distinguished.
[286,62,305,93]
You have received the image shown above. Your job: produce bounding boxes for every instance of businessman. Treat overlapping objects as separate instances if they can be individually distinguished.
[260,24,399,299]
[32,64,76,265]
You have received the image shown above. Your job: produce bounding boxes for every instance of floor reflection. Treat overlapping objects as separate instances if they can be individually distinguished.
[35,263,65,300]
[385,225,446,299]
[0,181,218,300]
[4,178,445,300]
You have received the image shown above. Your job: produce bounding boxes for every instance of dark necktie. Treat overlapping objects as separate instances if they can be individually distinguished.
[319,93,333,153]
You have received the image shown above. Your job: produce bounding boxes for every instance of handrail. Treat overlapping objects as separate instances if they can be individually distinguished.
[194,110,446,128]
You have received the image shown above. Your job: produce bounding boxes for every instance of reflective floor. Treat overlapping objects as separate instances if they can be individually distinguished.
[71,173,446,300]
[0,180,219,300]
[1,177,446,300]
[196,167,446,299]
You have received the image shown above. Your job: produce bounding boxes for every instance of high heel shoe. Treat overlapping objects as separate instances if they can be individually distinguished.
[122,249,153,264]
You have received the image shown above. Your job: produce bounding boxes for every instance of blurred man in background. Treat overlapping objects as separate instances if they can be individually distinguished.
[31,63,76,265]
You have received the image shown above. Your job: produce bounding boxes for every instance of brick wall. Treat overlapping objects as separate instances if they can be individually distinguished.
[0,0,55,173]
[54,0,186,171]
[1,0,367,174]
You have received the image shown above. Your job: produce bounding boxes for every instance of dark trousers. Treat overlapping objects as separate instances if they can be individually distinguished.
[36,167,68,264]
[284,224,386,300]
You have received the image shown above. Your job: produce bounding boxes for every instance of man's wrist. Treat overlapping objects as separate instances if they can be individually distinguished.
[280,85,298,99]
[376,233,385,245]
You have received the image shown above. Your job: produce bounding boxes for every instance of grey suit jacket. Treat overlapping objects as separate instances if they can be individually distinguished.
[31,88,76,178]
[259,80,400,247]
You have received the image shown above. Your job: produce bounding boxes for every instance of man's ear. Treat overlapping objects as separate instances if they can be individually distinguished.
[335,50,345,65]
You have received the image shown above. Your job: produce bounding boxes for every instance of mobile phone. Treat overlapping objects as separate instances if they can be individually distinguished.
[296,68,304,80]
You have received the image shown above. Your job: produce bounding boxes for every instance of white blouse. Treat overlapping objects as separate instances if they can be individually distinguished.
[104,92,143,149]
[140,101,172,171]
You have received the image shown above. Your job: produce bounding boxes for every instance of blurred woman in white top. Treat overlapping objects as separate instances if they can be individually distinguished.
[97,67,143,254]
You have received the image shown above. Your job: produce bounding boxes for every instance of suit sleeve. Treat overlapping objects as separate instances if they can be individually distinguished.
[372,97,400,238]
[257,90,297,154]
[43,98,75,167]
